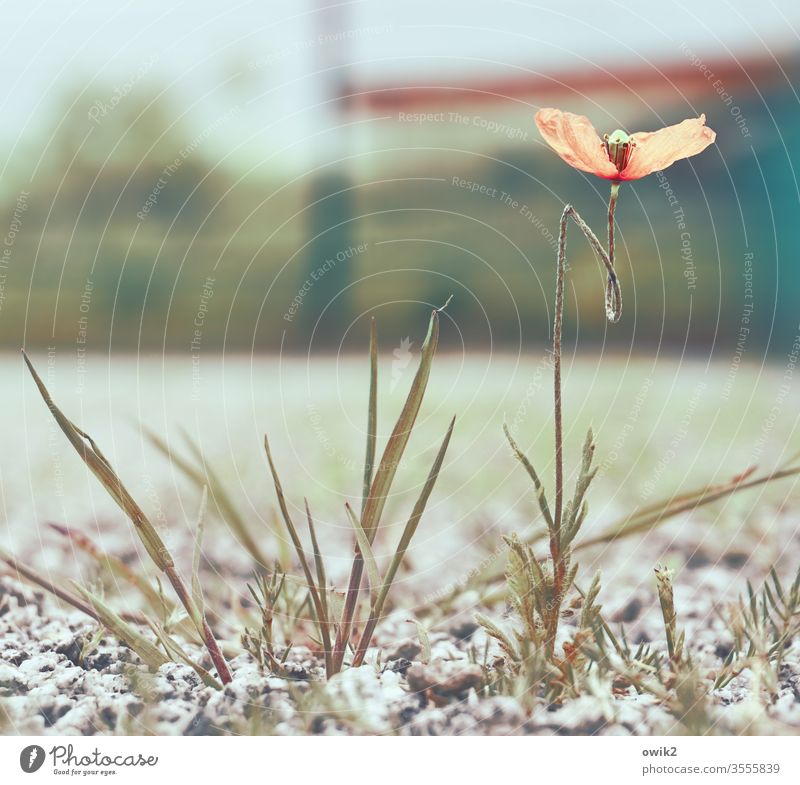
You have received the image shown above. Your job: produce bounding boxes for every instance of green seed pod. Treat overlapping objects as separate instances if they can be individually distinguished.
[603,129,634,173]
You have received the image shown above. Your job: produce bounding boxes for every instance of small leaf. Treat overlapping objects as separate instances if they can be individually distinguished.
[475,613,519,662]
[503,423,554,532]
[407,618,432,664]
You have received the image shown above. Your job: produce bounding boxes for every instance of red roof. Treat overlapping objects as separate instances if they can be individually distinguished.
[342,51,794,112]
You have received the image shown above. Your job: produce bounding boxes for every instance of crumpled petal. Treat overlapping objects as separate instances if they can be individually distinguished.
[535,108,619,179]
[622,115,716,180]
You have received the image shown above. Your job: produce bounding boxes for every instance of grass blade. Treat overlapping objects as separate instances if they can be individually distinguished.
[23,351,169,570]
[145,618,222,689]
[503,423,554,531]
[263,434,333,675]
[191,486,208,617]
[407,618,431,664]
[144,427,269,569]
[304,499,329,624]
[304,498,332,671]
[0,548,104,623]
[362,317,378,518]
[332,302,447,672]
[352,416,455,665]
[361,304,445,541]
[22,351,232,684]
[72,583,169,671]
[47,522,166,617]
[345,503,381,601]
[577,463,800,551]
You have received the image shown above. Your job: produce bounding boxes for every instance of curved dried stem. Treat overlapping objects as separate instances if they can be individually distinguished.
[551,184,621,645]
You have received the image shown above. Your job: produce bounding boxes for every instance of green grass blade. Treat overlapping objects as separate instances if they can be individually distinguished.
[304,499,328,621]
[345,503,381,602]
[304,498,332,671]
[145,618,222,689]
[362,317,378,518]
[361,305,443,542]
[503,423,554,532]
[332,304,447,672]
[352,416,455,665]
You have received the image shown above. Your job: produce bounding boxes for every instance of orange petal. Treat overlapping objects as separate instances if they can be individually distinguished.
[622,115,716,180]
[535,108,618,179]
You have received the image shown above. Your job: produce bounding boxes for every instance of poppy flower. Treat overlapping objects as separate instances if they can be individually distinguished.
[534,108,716,181]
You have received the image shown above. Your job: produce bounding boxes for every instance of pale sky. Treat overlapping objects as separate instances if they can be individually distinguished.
[0,0,797,173]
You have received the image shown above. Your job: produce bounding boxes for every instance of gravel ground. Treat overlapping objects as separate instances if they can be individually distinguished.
[3,559,800,736]
[2,356,800,735]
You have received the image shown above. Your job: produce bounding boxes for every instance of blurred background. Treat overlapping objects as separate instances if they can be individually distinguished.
[1,0,798,356]
[2,0,800,614]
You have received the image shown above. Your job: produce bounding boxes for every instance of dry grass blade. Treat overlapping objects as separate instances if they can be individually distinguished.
[576,462,800,551]
[72,583,169,671]
[191,487,208,617]
[23,352,169,570]
[304,499,328,622]
[332,302,447,672]
[0,549,199,682]
[144,426,269,569]
[352,416,455,665]
[22,351,232,684]
[47,522,166,616]
[442,459,800,616]
[407,619,432,664]
[263,434,333,675]
[0,548,105,623]
[145,618,222,689]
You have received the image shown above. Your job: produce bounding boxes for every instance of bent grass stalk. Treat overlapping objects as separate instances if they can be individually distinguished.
[21,351,232,685]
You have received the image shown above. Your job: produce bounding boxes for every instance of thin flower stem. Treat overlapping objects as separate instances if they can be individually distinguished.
[551,183,622,622]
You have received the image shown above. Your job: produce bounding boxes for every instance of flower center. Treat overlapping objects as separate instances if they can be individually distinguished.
[603,129,634,173]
